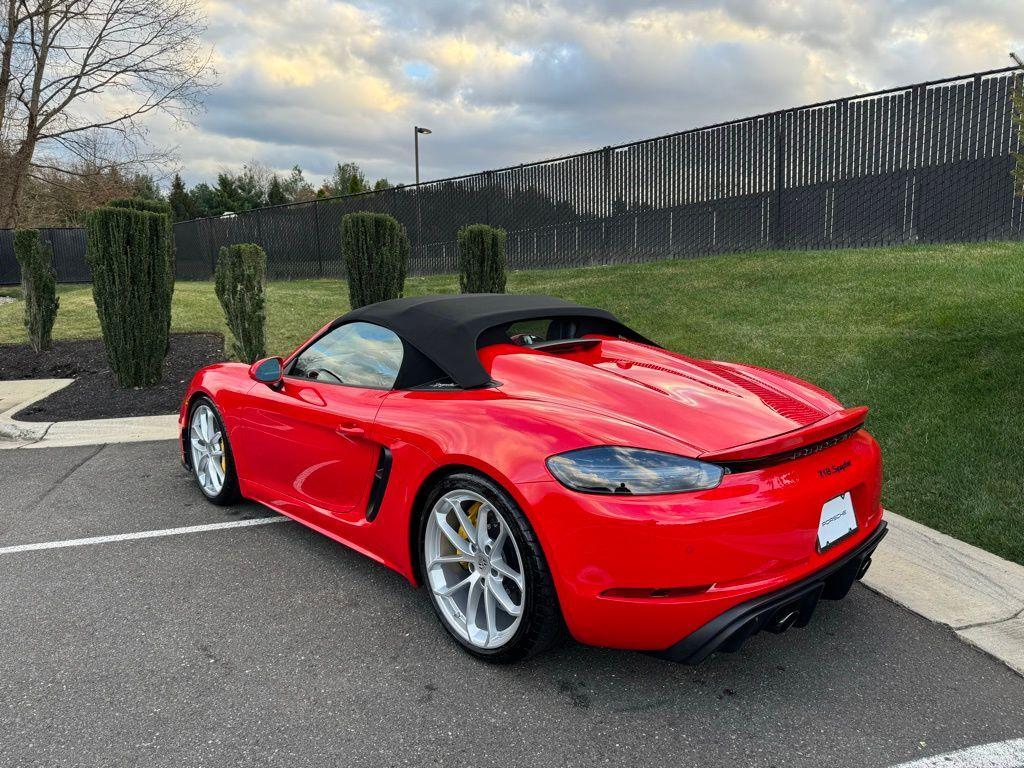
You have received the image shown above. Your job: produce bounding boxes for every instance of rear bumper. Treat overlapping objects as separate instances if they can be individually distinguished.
[518,429,884,651]
[653,520,887,664]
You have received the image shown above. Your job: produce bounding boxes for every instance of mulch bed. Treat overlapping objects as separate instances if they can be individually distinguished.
[0,333,225,422]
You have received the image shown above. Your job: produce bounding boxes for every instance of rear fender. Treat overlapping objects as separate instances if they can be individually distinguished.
[372,391,680,588]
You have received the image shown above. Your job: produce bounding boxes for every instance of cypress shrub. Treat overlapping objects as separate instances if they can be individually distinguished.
[13,229,59,352]
[341,212,409,309]
[108,198,173,216]
[85,204,174,387]
[215,243,267,363]
[457,224,507,294]
[108,198,175,340]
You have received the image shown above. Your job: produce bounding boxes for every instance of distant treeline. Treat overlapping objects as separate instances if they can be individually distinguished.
[168,161,396,222]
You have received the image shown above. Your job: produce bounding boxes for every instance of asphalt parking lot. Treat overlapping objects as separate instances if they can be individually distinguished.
[2,441,1022,768]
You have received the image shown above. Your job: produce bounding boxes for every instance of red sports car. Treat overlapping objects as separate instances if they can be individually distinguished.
[180,294,885,663]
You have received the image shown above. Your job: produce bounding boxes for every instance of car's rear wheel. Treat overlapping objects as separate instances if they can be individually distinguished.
[419,472,563,663]
[188,397,240,505]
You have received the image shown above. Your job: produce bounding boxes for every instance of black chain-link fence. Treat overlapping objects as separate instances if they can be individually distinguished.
[2,66,1022,285]
[0,227,89,285]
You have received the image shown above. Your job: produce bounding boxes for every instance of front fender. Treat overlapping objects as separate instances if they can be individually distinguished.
[178,363,254,449]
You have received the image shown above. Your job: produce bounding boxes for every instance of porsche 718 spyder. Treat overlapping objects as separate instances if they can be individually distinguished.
[180,294,885,664]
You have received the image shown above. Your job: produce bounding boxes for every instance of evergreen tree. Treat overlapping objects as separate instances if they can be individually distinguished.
[189,183,218,218]
[267,175,287,205]
[168,174,195,221]
[169,161,392,217]
[213,173,244,214]
[130,174,163,201]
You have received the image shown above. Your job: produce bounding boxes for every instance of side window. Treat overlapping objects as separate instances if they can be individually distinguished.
[505,318,578,346]
[290,322,404,389]
[506,319,552,345]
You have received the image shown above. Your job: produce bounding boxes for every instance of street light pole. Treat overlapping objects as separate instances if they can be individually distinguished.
[414,125,432,185]
[413,126,432,261]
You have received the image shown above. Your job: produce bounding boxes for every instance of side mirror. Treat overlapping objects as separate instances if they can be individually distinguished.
[249,356,284,388]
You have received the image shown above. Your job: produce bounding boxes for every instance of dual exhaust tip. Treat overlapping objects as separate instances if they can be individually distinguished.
[767,608,800,634]
[767,554,874,635]
[856,556,873,580]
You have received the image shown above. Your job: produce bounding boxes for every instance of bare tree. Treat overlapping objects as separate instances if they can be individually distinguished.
[0,0,214,227]
[20,129,161,224]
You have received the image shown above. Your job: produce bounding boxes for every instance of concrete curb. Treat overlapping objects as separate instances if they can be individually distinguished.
[0,378,72,445]
[0,378,179,449]
[864,511,1024,677]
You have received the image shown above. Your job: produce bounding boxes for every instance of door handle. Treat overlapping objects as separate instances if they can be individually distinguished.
[336,422,365,437]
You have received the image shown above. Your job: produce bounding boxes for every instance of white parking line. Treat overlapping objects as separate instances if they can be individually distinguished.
[890,738,1024,768]
[0,516,292,556]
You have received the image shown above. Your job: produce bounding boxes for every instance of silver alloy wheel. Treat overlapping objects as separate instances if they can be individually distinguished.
[424,489,526,649]
[190,404,226,497]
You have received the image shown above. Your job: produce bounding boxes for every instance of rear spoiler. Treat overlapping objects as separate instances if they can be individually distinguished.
[699,406,869,465]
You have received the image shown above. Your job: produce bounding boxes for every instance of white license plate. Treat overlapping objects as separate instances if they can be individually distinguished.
[817,492,858,551]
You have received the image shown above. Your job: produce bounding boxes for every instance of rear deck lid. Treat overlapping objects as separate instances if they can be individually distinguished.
[486,338,859,456]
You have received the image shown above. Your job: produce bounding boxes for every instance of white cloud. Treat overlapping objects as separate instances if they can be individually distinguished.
[149,0,1023,188]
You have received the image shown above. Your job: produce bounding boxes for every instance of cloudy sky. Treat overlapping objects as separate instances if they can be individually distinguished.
[159,0,1024,187]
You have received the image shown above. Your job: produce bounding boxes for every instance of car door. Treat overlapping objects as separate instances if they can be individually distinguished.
[236,322,404,522]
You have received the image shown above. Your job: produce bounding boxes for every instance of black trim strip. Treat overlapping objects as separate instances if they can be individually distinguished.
[716,426,863,473]
[365,446,393,521]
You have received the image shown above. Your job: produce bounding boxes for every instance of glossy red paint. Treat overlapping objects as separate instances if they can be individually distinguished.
[179,330,883,652]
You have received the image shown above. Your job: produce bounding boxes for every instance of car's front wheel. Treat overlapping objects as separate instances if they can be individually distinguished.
[187,397,241,505]
[419,472,563,663]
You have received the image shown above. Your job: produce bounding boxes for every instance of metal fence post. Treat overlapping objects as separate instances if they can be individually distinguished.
[485,170,494,225]
[601,146,612,256]
[910,83,927,242]
[415,186,423,264]
[313,200,323,278]
[833,99,847,247]
[769,113,786,248]
[206,219,216,278]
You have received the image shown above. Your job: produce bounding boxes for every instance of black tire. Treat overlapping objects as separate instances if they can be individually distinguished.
[186,395,241,506]
[418,471,564,663]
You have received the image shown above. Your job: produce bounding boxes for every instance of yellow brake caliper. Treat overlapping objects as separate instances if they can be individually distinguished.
[458,502,481,569]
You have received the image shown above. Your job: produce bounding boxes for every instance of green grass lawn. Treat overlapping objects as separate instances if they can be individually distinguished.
[2,241,1022,564]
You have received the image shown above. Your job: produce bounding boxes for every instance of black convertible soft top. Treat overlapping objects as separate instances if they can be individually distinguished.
[332,294,657,389]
